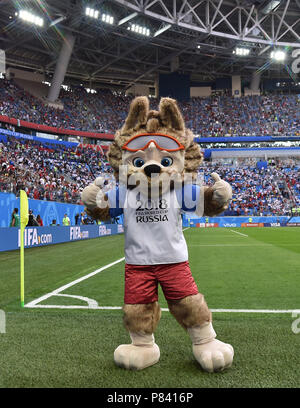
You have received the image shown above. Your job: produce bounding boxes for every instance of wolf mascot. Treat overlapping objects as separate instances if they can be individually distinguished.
[81,97,234,372]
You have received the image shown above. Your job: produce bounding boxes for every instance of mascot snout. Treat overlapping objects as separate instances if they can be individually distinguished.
[144,164,161,177]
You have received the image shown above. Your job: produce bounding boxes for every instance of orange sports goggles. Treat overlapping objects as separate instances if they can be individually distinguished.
[122,133,185,152]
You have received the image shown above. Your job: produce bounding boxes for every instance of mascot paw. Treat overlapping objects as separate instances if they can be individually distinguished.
[193,339,234,373]
[94,177,105,188]
[114,343,160,370]
[81,177,106,210]
[211,173,232,207]
[81,183,100,210]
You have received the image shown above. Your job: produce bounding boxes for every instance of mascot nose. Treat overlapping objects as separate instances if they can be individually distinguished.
[144,164,161,177]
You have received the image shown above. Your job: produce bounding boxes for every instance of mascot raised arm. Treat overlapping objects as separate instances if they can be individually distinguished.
[81,96,234,372]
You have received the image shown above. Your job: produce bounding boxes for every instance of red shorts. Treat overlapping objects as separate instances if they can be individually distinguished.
[124,261,199,304]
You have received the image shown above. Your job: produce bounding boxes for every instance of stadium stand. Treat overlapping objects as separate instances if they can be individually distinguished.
[0,77,299,217]
[0,78,299,137]
[199,159,300,216]
[0,132,299,216]
[0,135,112,204]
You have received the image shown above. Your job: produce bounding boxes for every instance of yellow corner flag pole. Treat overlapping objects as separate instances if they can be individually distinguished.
[20,190,29,308]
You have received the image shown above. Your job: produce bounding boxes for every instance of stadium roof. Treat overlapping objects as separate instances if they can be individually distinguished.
[0,0,299,89]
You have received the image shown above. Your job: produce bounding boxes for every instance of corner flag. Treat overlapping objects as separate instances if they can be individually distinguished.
[20,190,28,308]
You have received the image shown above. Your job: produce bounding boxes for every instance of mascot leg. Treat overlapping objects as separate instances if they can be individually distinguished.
[168,293,234,373]
[114,302,161,370]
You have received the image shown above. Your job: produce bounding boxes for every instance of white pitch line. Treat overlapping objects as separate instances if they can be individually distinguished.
[26,305,119,310]
[24,241,298,315]
[25,304,300,314]
[212,309,300,313]
[189,244,273,247]
[183,227,190,232]
[54,294,99,308]
[230,229,248,237]
[25,257,125,308]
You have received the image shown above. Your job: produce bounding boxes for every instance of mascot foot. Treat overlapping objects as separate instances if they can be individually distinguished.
[114,344,160,370]
[114,333,160,370]
[188,322,234,373]
[193,339,234,373]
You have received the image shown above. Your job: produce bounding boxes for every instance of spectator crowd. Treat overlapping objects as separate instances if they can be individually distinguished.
[0,136,113,204]
[1,133,299,217]
[0,77,299,218]
[0,79,299,137]
[200,158,300,216]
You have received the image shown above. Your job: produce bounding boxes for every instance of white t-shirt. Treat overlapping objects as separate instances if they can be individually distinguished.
[107,184,202,265]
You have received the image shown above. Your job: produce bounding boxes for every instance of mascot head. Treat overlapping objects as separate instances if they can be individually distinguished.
[107,96,203,196]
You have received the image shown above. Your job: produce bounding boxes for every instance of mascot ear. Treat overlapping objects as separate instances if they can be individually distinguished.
[159,97,185,131]
[122,96,149,132]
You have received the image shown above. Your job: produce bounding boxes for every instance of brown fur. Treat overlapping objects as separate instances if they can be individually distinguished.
[85,206,111,221]
[107,141,123,179]
[123,302,161,334]
[122,96,149,133]
[184,142,203,174]
[204,187,228,216]
[167,293,211,330]
[159,97,185,131]
[107,97,197,181]
[146,118,160,133]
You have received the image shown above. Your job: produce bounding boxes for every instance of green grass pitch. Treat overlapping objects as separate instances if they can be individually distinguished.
[0,227,300,388]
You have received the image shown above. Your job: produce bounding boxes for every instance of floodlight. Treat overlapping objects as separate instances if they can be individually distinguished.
[85,7,99,19]
[271,50,286,61]
[129,23,150,36]
[233,47,250,56]
[101,13,114,24]
[19,10,44,26]
[86,88,97,94]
